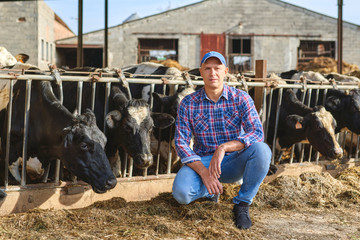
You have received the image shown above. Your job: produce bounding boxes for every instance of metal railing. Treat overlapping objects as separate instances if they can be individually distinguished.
[0,68,359,191]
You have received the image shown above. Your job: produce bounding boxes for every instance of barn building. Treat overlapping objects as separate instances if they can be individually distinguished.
[56,0,360,73]
[0,1,74,70]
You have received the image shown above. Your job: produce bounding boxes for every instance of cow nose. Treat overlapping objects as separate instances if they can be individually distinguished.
[141,154,153,167]
[105,178,117,190]
[335,147,343,159]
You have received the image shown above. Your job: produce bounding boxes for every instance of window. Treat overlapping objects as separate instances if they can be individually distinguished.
[228,37,252,73]
[50,43,53,63]
[297,40,335,68]
[17,17,26,22]
[46,42,49,61]
[41,39,44,60]
[138,39,178,63]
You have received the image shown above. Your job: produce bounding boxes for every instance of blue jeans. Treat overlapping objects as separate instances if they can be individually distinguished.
[172,142,272,205]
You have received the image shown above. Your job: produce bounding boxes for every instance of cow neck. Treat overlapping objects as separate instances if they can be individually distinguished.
[284,89,312,116]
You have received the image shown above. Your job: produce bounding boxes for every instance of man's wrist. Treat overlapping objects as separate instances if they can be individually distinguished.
[218,144,227,152]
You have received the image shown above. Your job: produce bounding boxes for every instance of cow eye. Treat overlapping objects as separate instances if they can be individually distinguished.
[80,142,89,151]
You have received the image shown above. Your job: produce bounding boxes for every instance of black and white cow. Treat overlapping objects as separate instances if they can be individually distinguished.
[266,88,343,161]
[323,89,360,134]
[325,72,360,83]
[151,86,195,173]
[280,70,329,83]
[0,79,116,193]
[54,68,175,177]
[121,62,182,102]
[281,70,360,134]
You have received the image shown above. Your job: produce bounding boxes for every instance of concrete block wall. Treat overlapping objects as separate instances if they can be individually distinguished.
[0,1,58,70]
[0,1,38,67]
[54,18,75,41]
[56,0,360,72]
[38,1,56,69]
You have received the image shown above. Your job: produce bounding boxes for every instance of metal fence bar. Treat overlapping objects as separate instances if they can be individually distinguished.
[103,82,111,133]
[264,88,273,141]
[21,79,32,187]
[150,83,155,109]
[261,88,267,126]
[271,88,283,164]
[4,80,14,189]
[91,82,97,111]
[54,81,64,185]
[76,81,83,114]
[122,152,128,178]
[166,124,175,174]
[356,135,360,161]
[305,88,313,162]
[2,69,360,192]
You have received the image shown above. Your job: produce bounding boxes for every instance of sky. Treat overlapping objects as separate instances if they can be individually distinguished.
[44,0,360,34]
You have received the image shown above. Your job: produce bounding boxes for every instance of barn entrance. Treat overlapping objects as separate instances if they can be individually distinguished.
[56,44,103,69]
[138,38,178,63]
[297,40,336,68]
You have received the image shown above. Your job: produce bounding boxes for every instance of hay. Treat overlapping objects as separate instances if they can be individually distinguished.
[0,166,359,239]
[348,70,360,79]
[298,56,359,74]
[150,59,190,71]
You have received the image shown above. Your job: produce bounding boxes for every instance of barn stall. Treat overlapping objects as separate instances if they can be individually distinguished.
[0,60,359,218]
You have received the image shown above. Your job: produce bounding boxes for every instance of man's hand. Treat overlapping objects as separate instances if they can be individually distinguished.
[187,161,223,195]
[201,170,223,195]
[209,145,226,179]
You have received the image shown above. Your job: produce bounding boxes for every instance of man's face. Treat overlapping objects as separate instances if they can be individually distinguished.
[200,57,228,91]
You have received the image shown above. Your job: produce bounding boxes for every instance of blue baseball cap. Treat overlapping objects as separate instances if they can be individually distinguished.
[200,51,227,66]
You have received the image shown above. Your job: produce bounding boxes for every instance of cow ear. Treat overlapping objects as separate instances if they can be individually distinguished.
[285,114,305,130]
[152,92,173,106]
[152,92,163,103]
[82,109,97,126]
[63,126,73,148]
[151,112,175,129]
[105,110,122,129]
[325,95,342,111]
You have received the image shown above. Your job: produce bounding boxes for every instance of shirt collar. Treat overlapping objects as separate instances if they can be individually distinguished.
[200,84,230,102]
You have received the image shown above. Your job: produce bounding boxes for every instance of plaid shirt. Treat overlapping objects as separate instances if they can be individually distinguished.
[174,85,264,164]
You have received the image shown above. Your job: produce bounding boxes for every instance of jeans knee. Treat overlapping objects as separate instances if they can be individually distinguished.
[251,142,272,165]
[254,142,271,157]
[172,185,192,205]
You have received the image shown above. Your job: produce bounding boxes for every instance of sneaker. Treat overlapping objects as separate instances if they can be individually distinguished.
[233,203,252,229]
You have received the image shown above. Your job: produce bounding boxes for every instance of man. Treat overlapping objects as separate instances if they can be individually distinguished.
[172,51,271,229]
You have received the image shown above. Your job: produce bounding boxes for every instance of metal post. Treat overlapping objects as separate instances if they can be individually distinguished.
[21,79,32,187]
[77,0,83,67]
[76,81,83,114]
[103,82,111,133]
[271,88,283,164]
[4,80,14,189]
[104,0,108,68]
[337,0,343,73]
[91,82,97,111]
[254,60,267,113]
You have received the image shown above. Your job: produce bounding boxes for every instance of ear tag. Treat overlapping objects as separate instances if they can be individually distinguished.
[295,122,302,129]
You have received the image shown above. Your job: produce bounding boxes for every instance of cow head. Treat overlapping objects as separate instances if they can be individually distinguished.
[325,89,360,134]
[152,86,195,118]
[285,106,343,159]
[106,99,174,169]
[61,110,116,194]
